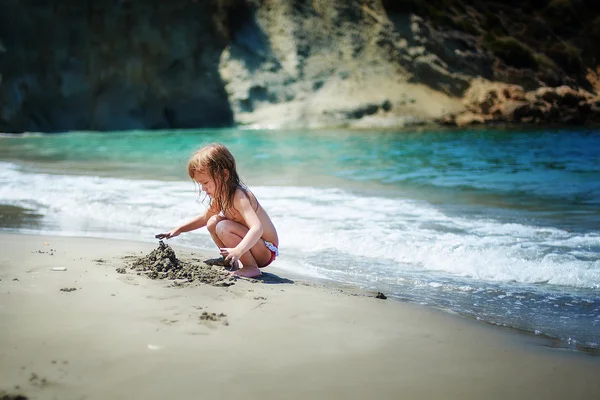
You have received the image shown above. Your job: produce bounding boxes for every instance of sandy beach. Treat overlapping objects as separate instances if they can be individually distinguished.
[1,233,599,400]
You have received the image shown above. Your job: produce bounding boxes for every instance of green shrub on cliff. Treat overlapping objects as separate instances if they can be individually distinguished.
[405,0,598,89]
[542,0,580,36]
[545,42,584,75]
[482,36,538,70]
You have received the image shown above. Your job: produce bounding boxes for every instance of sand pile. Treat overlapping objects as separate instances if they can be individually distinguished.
[127,241,235,287]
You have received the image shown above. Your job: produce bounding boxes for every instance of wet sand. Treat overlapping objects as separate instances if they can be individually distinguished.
[1,233,599,400]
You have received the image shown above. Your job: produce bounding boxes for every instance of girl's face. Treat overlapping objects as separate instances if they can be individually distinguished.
[192,170,217,198]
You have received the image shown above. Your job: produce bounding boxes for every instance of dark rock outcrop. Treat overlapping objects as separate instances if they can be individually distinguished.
[0,0,236,132]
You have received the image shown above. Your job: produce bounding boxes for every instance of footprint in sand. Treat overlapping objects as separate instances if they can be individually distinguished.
[118,275,140,286]
[28,372,49,388]
[199,311,229,327]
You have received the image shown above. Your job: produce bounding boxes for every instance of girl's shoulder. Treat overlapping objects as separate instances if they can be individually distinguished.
[233,186,259,209]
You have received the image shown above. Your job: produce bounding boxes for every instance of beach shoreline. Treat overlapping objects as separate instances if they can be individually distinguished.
[1,233,599,400]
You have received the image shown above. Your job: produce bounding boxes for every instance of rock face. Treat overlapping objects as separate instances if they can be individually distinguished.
[0,0,235,132]
[0,0,598,132]
[219,2,477,129]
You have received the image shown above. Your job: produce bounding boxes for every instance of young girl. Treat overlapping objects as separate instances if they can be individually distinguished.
[158,143,279,278]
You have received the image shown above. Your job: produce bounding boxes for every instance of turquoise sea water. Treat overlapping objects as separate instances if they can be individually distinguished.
[1,127,599,352]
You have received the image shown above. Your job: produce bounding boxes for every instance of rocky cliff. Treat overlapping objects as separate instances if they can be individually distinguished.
[0,0,598,132]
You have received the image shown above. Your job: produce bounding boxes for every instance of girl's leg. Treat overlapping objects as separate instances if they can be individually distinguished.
[215,219,273,278]
[206,214,227,248]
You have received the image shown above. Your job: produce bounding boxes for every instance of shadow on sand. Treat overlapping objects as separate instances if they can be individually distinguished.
[255,272,294,285]
[204,257,294,284]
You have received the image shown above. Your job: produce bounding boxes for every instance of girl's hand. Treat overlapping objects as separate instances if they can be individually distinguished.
[219,247,243,269]
[155,228,180,240]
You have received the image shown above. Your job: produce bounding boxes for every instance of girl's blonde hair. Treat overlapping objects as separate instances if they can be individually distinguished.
[187,143,243,216]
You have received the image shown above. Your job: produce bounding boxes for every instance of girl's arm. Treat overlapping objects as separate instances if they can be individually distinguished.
[177,211,211,232]
[160,207,216,238]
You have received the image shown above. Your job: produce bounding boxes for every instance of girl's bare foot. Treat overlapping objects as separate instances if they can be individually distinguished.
[232,266,262,278]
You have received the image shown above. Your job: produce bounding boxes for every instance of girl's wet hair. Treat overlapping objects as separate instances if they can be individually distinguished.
[187,143,245,215]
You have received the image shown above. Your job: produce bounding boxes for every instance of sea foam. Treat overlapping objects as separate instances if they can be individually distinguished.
[2,161,599,289]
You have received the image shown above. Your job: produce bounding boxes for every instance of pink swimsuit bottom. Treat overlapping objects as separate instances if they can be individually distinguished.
[263,240,279,267]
